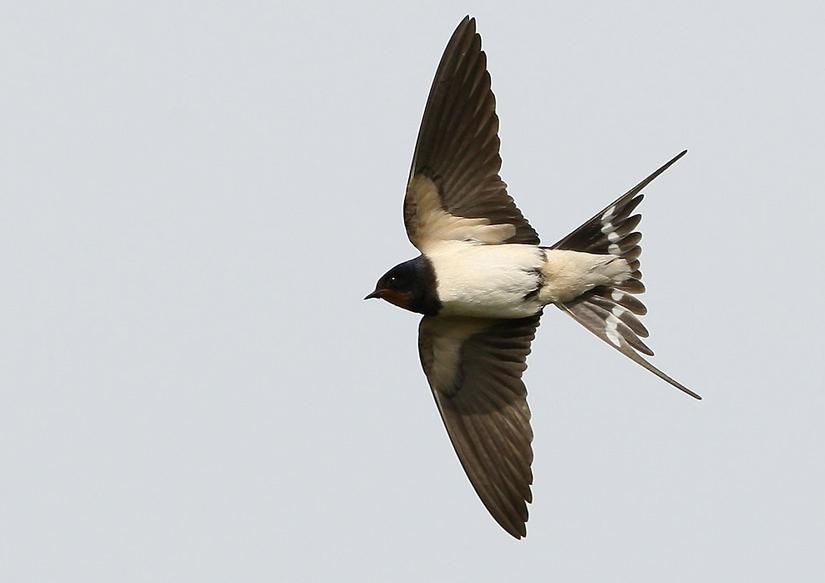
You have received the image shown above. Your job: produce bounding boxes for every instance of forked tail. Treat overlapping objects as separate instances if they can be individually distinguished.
[552,151,701,400]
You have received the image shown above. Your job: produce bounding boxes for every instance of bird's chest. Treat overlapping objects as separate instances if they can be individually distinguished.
[426,242,545,318]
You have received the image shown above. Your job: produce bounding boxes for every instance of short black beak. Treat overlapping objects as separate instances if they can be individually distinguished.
[364,290,382,300]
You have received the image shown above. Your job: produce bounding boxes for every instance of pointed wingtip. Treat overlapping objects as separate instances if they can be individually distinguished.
[503,523,527,540]
[452,15,476,39]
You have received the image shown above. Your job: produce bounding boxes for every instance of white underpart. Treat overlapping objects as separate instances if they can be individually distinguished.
[427,241,545,318]
[427,242,634,318]
[538,249,632,304]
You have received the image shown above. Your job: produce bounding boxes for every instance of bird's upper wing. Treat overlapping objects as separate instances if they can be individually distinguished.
[404,16,539,252]
[417,313,540,539]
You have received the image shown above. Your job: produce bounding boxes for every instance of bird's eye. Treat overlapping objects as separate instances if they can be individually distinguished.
[388,276,398,286]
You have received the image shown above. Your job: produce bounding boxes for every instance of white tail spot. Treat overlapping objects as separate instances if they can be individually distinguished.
[611,290,624,302]
[600,222,614,234]
[601,205,617,221]
[608,243,621,255]
[607,231,620,243]
[605,313,621,346]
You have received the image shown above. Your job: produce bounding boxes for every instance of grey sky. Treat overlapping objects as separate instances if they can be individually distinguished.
[2,1,823,581]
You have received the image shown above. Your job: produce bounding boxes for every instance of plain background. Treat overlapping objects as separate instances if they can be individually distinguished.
[2,1,824,581]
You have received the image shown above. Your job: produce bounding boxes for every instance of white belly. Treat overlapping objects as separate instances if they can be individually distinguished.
[426,241,545,318]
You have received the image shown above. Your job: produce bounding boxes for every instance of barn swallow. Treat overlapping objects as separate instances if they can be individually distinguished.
[366,15,701,539]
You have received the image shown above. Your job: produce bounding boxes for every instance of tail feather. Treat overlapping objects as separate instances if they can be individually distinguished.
[552,151,701,400]
[580,301,654,355]
[593,286,647,315]
[551,150,686,253]
[587,294,649,337]
[615,278,645,294]
[558,301,701,400]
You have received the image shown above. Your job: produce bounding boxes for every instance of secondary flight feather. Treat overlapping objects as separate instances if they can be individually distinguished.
[365,15,701,539]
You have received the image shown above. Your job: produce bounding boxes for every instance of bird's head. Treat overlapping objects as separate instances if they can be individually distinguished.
[365,256,441,316]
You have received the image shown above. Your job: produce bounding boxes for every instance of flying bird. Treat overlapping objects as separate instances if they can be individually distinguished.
[365,15,701,539]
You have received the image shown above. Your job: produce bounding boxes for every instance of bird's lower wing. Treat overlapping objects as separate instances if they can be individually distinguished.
[417,313,541,539]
